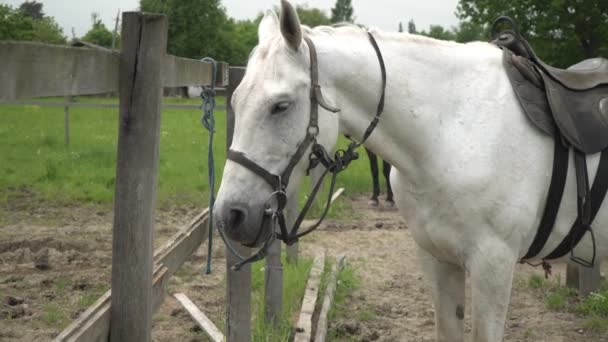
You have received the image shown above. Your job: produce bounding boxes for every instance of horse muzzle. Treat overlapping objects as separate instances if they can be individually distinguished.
[214,201,273,247]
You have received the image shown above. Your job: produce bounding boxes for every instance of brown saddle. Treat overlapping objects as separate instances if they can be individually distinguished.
[491,16,608,266]
[492,25,608,154]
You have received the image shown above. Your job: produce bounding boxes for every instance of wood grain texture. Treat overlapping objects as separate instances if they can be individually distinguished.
[224,66,252,342]
[0,41,120,100]
[566,263,601,296]
[174,293,225,342]
[264,240,283,324]
[163,55,229,87]
[294,253,326,342]
[54,211,209,342]
[0,43,227,100]
[314,256,345,342]
[110,12,167,342]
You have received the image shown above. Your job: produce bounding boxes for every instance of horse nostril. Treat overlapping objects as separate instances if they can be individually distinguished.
[227,208,246,229]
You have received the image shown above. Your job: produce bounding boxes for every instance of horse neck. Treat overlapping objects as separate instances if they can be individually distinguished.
[314,30,500,176]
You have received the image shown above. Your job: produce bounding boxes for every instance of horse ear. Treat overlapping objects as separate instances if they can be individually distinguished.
[258,10,279,43]
[280,0,302,51]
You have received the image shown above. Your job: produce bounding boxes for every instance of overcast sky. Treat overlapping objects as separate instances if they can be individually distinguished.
[1,0,460,37]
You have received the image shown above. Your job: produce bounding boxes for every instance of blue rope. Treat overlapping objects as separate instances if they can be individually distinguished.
[200,57,217,274]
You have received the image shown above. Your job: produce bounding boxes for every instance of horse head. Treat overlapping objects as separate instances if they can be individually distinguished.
[214,0,340,247]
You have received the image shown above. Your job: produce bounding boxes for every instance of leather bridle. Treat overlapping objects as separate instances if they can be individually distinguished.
[219,32,387,270]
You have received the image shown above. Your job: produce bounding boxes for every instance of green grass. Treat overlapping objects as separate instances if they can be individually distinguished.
[527,274,608,334]
[0,97,377,215]
[251,255,313,341]
[526,274,577,312]
[328,263,361,340]
[41,303,69,327]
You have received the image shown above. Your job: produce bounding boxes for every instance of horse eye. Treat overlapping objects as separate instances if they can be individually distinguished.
[271,101,291,115]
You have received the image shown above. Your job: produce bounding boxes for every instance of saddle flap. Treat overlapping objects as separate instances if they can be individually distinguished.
[541,72,608,154]
[502,49,555,136]
[540,58,608,91]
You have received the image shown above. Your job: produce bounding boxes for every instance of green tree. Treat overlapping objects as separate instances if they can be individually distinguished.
[296,5,331,27]
[19,1,43,19]
[457,0,608,67]
[32,17,66,44]
[0,4,65,44]
[454,20,487,43]
[420,25,456,41]
[330,0,354,23]
[82,13,114,48]
[407,19,416,34]
[140,0,241,63]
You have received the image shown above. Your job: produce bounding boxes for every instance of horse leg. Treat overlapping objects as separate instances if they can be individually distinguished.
[468,241,517,341]
[382,159,395,207]
[366,148,380,206]
[418,247,465,342]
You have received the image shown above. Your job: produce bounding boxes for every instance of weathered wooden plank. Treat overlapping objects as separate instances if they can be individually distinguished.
[331,188,345,204]
[110,12,167,342]
[314,256,345,342]
[0,41,120,100]
[54,211,209,342]
[265,240,283,324]
[224,66,252,342]
[174,293,225,342]
[0,100,226,111]
[566,263,601,296]
[0,44,227,100]
[163,55,229,87]
[294,253,326,342]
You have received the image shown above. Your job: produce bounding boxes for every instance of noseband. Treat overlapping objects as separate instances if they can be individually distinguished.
[220,32,387,270]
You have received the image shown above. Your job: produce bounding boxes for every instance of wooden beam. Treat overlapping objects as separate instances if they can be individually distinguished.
[264,240,283,324]
[331,188,345,204]
[174,293,225,342]
[163,55,229,87]
[0,100,226,111]
[53,211,209,342]
[566,262,601,296]
[110,12,167,342]
[0,41,119,100]
[294,253,326,342]
[314,256,345,342]
[224,66,252,342]
[0,44,228,101]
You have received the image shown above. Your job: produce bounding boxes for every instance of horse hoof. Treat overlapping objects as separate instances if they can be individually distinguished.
[368,199,379,207]
[384,200,396,210]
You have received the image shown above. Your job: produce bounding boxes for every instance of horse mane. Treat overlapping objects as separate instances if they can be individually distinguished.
[302,22,460,47]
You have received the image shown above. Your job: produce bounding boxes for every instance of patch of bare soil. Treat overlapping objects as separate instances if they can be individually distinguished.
[0,196,606,341]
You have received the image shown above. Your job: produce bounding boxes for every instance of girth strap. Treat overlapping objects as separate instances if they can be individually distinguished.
[544,149,608,262]
[521,138,569,260]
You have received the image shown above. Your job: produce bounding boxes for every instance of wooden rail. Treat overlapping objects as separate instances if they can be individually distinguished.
[0,100,226,111]
[0,41,227,101]
[54,211,209,342]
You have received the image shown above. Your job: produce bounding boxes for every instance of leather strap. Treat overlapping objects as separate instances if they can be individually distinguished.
[360,32,387,145]
[521,138,569,260]
[227,149,283,190]
[544,149,608,261]
[304,36,340,114]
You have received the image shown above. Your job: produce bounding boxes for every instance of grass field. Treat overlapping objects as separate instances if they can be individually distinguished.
[0,96,383,211]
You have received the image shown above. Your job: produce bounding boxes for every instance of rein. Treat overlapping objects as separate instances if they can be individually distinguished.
[221,32,387,270]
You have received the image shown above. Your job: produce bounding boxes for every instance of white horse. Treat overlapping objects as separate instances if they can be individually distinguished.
[214,1,608,340]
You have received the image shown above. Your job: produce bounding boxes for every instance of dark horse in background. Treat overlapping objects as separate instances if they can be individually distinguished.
[365,148,394,207]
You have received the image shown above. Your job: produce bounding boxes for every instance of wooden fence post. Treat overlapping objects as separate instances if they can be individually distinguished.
[566,263,601,296]
[110,12,167,342]
[63,96,71,145]
[224,67,252,342]
[265,239,283,324]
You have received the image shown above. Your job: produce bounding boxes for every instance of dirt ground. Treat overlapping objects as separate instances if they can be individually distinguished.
[1,196,607,341]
